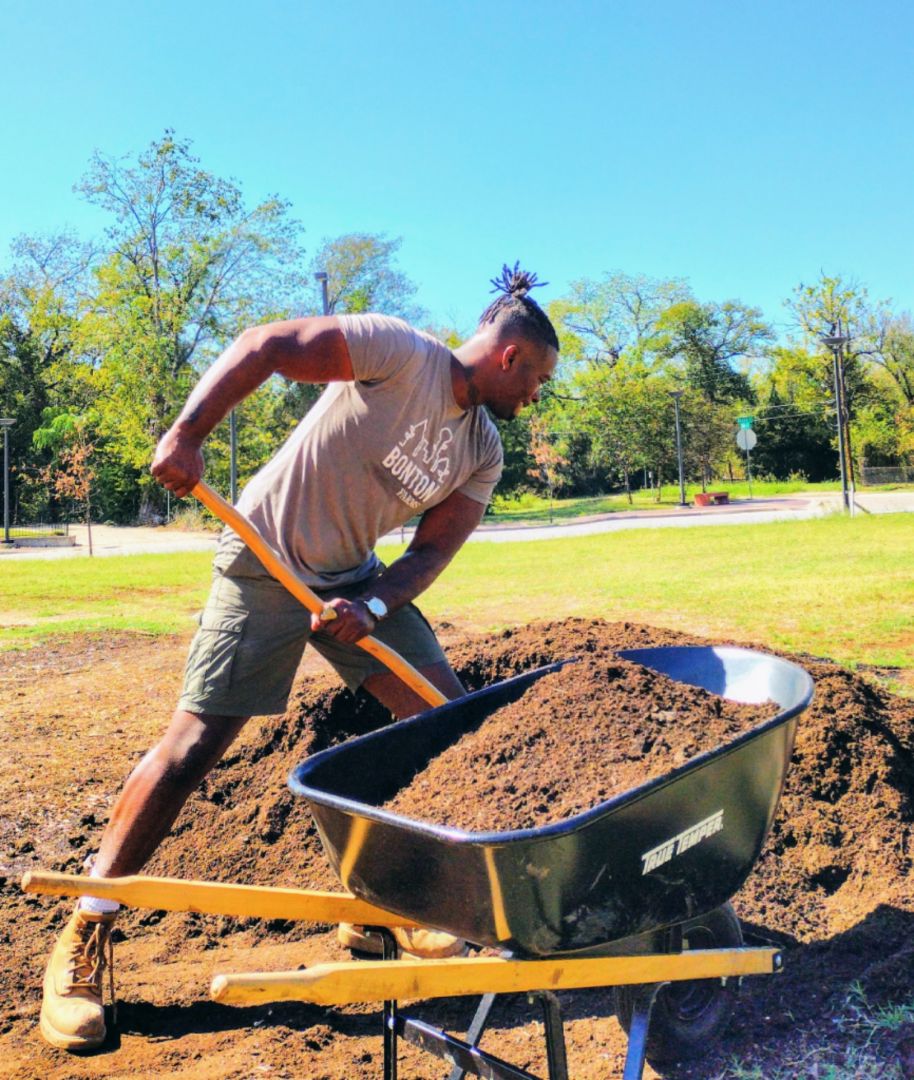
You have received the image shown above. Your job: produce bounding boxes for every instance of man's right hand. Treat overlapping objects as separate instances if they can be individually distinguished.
[150,428,205,499]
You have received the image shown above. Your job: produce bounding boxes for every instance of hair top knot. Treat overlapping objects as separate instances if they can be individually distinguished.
[477,261,559,351]
[489,261,547,299]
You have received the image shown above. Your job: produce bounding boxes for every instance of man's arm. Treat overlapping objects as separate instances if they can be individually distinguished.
[314,490,486,643]
[152,316,352,498]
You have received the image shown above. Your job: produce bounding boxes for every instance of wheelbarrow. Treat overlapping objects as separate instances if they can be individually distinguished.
[266,642,811,1078]
[22,483,814,1078]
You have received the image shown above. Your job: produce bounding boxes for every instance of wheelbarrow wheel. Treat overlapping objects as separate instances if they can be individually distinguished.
[613,903,742,1065]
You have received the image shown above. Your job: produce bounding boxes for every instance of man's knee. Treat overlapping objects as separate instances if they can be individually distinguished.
[154,710,248,780]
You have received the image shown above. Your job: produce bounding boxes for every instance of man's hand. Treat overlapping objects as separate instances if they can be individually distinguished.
[151,428,205,499]
[310,598,377,643]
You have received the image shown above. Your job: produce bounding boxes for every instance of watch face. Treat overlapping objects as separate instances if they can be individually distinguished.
[366,597,387,619]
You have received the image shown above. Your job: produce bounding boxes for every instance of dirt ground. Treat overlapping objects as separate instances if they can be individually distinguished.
[1,619,912,1079]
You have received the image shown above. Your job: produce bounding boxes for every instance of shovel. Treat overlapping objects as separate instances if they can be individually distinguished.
[191,481,447,708]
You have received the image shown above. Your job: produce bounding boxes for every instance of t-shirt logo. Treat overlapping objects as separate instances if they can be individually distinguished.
[382,420,454,509]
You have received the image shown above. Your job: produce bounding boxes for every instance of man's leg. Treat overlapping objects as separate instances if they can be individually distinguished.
[91,709,249,877]
[361,659,465,720]
[41,708,248,1051]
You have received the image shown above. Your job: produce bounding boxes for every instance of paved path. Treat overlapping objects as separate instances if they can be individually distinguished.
[2,491,912,560]
[389,490,914,544]
[0,523,219,561]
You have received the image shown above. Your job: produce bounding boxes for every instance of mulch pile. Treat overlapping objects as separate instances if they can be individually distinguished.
[138,618,913,1010]
[385,654,777,831]
[3,618,912,1077]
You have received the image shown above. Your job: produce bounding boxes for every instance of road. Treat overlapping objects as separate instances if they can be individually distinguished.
[3,491,912,561]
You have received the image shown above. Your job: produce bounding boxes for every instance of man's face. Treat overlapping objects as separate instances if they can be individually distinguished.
[489,341,558,420]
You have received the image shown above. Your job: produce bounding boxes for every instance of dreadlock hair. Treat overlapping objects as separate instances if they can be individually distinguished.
[478,262,559,351]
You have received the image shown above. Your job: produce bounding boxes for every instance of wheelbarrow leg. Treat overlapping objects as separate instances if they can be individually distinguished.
[621,983,662,1080]
[533,991,569,1080]
[374,929,399,1080]
[447,992,497,1080]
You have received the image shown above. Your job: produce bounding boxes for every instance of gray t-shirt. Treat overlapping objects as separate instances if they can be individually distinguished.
[221,314,503,588]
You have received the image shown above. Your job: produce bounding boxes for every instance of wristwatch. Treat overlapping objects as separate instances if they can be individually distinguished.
[362,596,388,622]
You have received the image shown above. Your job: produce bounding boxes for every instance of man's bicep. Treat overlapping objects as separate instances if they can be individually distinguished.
[268,316,355,383]
[411,491,487,560]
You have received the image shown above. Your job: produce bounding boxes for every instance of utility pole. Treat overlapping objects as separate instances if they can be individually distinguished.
[315,271,330,316]
[229,410,238,505]
[669,390,688,507]
[0,418,14,543]
[821,322,851,513]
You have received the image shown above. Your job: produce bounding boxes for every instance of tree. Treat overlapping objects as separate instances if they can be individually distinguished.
[748,380,837,482]
[548,272,691,368]
[873,314,914,407]
[785,273,883,417]
[77,131,305,517]
[677,393,737,489]
[0,233,96,521]
[33,410,97,553]
[307,233,423,321]
[785,274,894,483]
[526,414,570,518]
[657,300,770,404]
[571,358,682,500]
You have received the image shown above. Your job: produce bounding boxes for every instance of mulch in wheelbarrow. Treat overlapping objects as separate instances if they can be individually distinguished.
[384,653,778,831]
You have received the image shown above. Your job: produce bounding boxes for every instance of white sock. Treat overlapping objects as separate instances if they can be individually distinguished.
[79,894,121,914]
[78,853,121,913]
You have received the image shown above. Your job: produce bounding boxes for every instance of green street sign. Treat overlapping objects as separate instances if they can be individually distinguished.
[737,416,754,430]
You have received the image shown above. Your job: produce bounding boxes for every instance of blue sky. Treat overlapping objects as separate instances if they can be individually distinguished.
[3,0,913,338]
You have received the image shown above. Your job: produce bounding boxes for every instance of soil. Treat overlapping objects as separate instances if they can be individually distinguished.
[1,618,912,1079]
[385,656,778,830]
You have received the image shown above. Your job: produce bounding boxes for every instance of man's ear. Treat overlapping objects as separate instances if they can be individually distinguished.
[500,343,519,370]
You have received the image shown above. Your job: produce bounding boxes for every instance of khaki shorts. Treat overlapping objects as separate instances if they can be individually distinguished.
[178,558,447,717]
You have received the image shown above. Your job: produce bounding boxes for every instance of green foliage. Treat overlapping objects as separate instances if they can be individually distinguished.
[656,299,770,403]
[749,376,837,482]
[786,272,884,426]
[307,233,423,321]
[75,131,305,518]
[874,314,914,406]
[547,271,691,368]
[572,356,679,496]
[6,134,914,523]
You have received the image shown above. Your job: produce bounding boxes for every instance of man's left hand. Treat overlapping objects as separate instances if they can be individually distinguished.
[310,598,376,643]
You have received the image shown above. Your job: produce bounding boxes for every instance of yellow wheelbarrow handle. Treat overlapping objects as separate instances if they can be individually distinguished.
[192,481,447,708]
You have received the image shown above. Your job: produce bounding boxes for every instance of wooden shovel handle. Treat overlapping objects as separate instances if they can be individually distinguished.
[191,481,446,708]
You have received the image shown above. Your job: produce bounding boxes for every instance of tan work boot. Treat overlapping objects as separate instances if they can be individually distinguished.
[338,922,467,959]
[40,908,117,1052]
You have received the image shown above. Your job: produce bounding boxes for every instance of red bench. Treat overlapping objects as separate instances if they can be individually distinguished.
[694,491,729,507]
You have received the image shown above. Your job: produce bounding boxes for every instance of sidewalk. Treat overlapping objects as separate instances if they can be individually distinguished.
[0,523,219,560]
[2,491,912,560]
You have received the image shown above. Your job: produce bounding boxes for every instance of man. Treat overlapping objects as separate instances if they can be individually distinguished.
[39,265,559,1052]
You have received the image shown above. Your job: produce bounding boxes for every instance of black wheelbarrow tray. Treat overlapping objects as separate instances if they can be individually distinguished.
[291,645,813,958]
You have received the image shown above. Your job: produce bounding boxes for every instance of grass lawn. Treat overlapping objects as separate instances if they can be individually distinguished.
[2,514,912,682]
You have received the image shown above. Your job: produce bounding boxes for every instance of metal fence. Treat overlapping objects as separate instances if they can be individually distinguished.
[6,521,70,539]
[860,465,914,485]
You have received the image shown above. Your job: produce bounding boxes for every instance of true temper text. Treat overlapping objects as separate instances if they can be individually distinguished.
[640,809,725,875]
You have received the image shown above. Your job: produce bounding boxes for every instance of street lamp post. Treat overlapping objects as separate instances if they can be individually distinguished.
[229,410,238,504]
[0,418,15,544]
[669,390,688,507]
[314,271,330,316]
[821,323,851,513]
